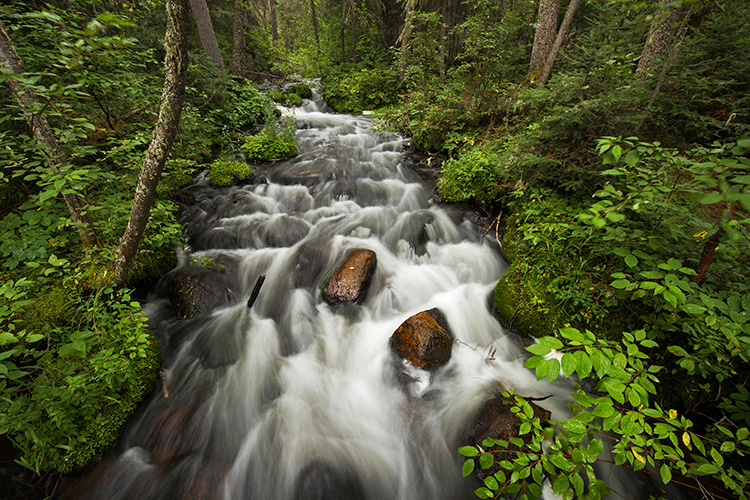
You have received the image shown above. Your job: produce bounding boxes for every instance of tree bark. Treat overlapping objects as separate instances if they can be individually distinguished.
[115,0,189,285]
[538,0,580,86]
[690,228,724,284]
[528,0,559,82]
[268,0,279,43]
[310,0,320,56]
[231,0,248,76]
[636,0,680,79]
[0,20,99,248]
[189,0,225,71]
[398,9,413,81]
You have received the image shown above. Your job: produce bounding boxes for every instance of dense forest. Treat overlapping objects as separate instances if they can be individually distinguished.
[1,0,749,498]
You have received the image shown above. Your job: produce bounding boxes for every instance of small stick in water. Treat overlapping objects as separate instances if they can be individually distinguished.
[160,369,169,399]
[247,274,267,309]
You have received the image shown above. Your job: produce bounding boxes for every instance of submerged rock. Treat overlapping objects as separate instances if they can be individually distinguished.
[467,394,551,479]
[293,460,364,500]
[389,308,454,370]
[322,248,377,305]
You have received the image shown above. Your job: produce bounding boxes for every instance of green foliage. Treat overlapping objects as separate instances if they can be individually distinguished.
[209,160,254,187]
[242,116,298,162]
[0,271,161,473]
[437,146,500,204]
[461,328,750,500]
[321,64,401,113]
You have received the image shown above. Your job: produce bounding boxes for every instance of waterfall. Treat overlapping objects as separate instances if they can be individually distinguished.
[59,91,660,500]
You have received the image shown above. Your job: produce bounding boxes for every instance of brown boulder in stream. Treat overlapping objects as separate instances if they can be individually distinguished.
[323,248,377,305]
[389,308,454,370]
[467,394,551,479]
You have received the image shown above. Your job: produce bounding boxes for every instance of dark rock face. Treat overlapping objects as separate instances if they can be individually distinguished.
[323,249,377,305]
[467,395,551,479]
[293,460,364,500]
[389,308,454,370]
[168,272,231,318]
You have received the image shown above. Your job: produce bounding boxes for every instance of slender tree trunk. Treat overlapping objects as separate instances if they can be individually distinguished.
[398,9,413,81]
[351,16,358,64]
[189,0,224,71]
[528,0,559,82]
[310,0,320,56]
[690,228,725,284]
[538,0,580,86]
[115,0,189,285]
[268,0,278,43]
[232,0,248,76]
[0,20,99,248]
[636,0,680,79]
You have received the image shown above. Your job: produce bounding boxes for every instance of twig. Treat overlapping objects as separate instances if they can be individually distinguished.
[247,274,267,308]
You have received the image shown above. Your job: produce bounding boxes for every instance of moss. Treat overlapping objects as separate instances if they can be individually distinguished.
[289,83,312,99]
[130,246,178,285]
[41,335,162,473]
[286,92,302,107]
[268,89,284,102]
[494,263,559,338]
[209,160,254,187]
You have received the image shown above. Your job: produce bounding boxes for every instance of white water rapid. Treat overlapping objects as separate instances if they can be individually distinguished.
[59,92,670,500]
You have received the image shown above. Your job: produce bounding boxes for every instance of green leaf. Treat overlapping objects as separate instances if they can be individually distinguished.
[720,441,736,452]
[624,149,640,167]
[462,458,475,477]
[624,254,638,268]
[527,343,552,356]
[479,453,494,470]
[459,446,479,457]
[660,463,672,484]
[561,353,577,377]
[698,192,723,204]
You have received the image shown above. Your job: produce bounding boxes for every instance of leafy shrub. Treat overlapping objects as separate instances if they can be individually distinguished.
[0,273,161,473]
[242,117,298,162]
[209,160,254,187]
[322,64,401,113]
[437,146,501,203]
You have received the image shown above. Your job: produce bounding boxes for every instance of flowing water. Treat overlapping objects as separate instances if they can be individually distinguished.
[60,92,665,500]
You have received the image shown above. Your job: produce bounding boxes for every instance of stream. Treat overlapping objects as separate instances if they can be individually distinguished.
[59,92,664,500]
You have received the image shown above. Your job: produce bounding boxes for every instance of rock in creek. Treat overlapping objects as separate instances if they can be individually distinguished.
[466,394,551,480]
[168,272,232,318]
[293,460,364,500]
[389,308,454,370]
[322,248,377,305]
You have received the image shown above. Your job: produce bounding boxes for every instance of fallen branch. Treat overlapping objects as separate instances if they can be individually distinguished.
[247,274,267,308]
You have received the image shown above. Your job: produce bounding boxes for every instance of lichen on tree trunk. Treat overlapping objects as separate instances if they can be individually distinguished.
[114,0,189,285]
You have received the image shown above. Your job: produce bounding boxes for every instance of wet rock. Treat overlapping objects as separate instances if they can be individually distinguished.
[293,460,364,500]
[389,308,454,370]
[323,249,377,305]
[168,272,231,318]
[466,395,551,479]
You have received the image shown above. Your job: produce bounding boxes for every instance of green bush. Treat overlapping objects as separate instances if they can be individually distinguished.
[209,160,254,187]
[437,146,501,203]
[242,117,298,162]
[0,273,161,473]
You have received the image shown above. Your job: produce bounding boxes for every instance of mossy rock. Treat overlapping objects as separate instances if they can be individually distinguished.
[130,246,178,286]
[285,93,303,107]
[30,334,162,473]
[494,264,559,338]
[209,160,254,187]
[289,83,312,99]
[268,89,284,102]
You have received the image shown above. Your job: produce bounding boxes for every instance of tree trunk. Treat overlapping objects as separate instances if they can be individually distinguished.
[690,228,725,284]
[269,0,278,43]
[636,0,680,79]
[538,0,580,86]
[528,0,559,82]
[189,0,224,71]
[0,20,99,248]
[398,9,413,81]
[115,0,189,285]
[231,0,248,76]
[310,0,320,56]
